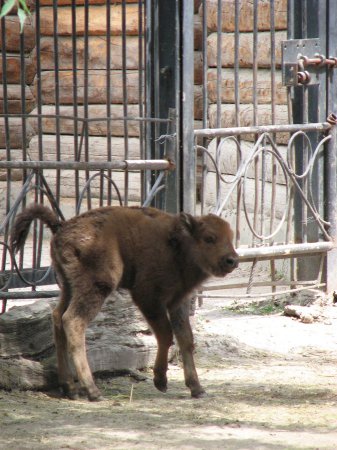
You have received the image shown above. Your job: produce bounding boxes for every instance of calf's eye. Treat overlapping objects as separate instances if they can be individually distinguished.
[203,235,216,244]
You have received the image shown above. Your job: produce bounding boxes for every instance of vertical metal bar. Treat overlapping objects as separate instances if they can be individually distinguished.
[325,0,337,292]
[144,0,153,201]
[53,0,61,205]
[139,0,145,202]
[122,0,129,206]
[106,0,112,205]
[174,0,181,212]
[215,0,222,209]
[269,0,277,294]
[71,0,80,208]
[252,0,258,126]
[19,29,27,200]
[35,0,43,161]
[181,0,195,213]
[152,0,160,209]
[325,125,337,292]
[0,10,10,272]
[216,0,222,129]
[84,0,91,210]
[234,0,240,127]
[201,0,208,216]
[164,109,178,213]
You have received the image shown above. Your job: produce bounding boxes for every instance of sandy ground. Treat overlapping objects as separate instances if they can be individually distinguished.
[2,293,337,449]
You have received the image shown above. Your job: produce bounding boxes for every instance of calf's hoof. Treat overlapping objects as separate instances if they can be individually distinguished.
[153,376,168,393]
[191,388,207,399]
[61,384,80,401]
[88,389,105,402]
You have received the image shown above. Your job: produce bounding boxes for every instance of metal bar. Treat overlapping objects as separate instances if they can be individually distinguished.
[122,0,129,206]
[182,0,195,213]
[0,291,60,300]
[194,122,331,138]
[138,0,145,202]
[84,0,91,209]
[0,160,174,171]
[53,0,61,204]
[71,0,80,206]
[202,279,324,291]
[216,0,222,128]
[236,241,333,262]
[199,284,326,299]
[0,113,170,124]
[0,10,11,273]
[325,0,337,293]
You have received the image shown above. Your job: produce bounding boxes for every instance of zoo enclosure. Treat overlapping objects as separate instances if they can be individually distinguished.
[0,0,337,311]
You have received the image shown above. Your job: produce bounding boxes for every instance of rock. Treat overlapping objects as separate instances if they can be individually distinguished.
[0,291,157,390]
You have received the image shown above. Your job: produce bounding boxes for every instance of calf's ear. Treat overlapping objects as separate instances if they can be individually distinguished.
[179,212,199,236]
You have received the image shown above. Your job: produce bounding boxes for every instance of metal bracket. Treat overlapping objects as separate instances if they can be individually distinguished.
[282,38,322,86]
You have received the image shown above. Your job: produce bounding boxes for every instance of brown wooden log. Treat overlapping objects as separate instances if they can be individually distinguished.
[194,51,203,85]
[31,0,137,6]
[207,31,286,69]
[28,134,140,161]
[194,13,202,51]
[42,168,141,201]
[0,85,35,114]
[33,70,141,105]
[0,118,35,148]
[0,16,35,52]
[28,104,141,137]
[204,0,287,32]
[40,4,141,36]
[0,153,24,181]
[0,293,156,391]
[194,85,203,121]
[205,138,287,185]
[208,103,289,144]
[35,36,140,71]
[0,54,36,84]
[207,68,287,105]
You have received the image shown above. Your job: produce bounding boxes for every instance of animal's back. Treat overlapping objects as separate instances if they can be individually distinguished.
[51,206,175,285]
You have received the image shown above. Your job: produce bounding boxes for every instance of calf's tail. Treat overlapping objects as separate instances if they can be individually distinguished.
[10,204,62,253]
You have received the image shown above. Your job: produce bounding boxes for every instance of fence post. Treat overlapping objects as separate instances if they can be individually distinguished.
[325,122,337,293]
[181,0,195,214]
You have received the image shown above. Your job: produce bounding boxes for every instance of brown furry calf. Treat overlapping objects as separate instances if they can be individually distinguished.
[11,204,238,401]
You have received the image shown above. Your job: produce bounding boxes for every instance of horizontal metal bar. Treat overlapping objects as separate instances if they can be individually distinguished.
[236,241,334,262]
[0,290,59,300]
[0,267,57,290]
[0,159,174,171]
[0,113,171,124]
[194,122,332,138]
[198,283,326,299]
[202,278,322,291]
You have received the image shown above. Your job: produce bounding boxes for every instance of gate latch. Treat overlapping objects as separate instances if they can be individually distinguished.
[282,38,337,86]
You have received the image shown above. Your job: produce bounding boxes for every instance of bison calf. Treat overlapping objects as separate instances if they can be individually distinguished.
[11,204,238,401]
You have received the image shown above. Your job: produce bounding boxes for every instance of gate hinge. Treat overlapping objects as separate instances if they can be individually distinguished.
[281,38,337,86]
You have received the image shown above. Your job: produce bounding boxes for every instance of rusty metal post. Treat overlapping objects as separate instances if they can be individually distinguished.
[325,119,337,293]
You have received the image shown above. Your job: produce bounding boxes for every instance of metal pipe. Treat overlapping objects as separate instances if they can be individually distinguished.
[236,241,333,262]
[0,160,174,171]
[194,122,331,138]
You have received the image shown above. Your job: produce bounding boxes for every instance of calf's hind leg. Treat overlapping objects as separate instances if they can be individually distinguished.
[52,284,79,399]
[62,280,113,401]
[169,300,205,398]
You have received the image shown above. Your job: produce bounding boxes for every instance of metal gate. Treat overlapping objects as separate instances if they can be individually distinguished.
[1,0,337,311]
[0,0,195,312]
[194,0,337,300]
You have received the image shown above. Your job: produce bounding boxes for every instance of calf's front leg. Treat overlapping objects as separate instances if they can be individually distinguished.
[169,299,206,398]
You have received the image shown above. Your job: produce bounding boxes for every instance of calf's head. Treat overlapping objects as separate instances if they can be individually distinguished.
[176,213,239,277]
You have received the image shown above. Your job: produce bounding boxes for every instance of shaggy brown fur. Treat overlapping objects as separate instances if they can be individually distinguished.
[11,204,238,401]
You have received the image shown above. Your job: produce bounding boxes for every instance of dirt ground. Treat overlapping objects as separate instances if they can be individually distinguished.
[2,293,337,450]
